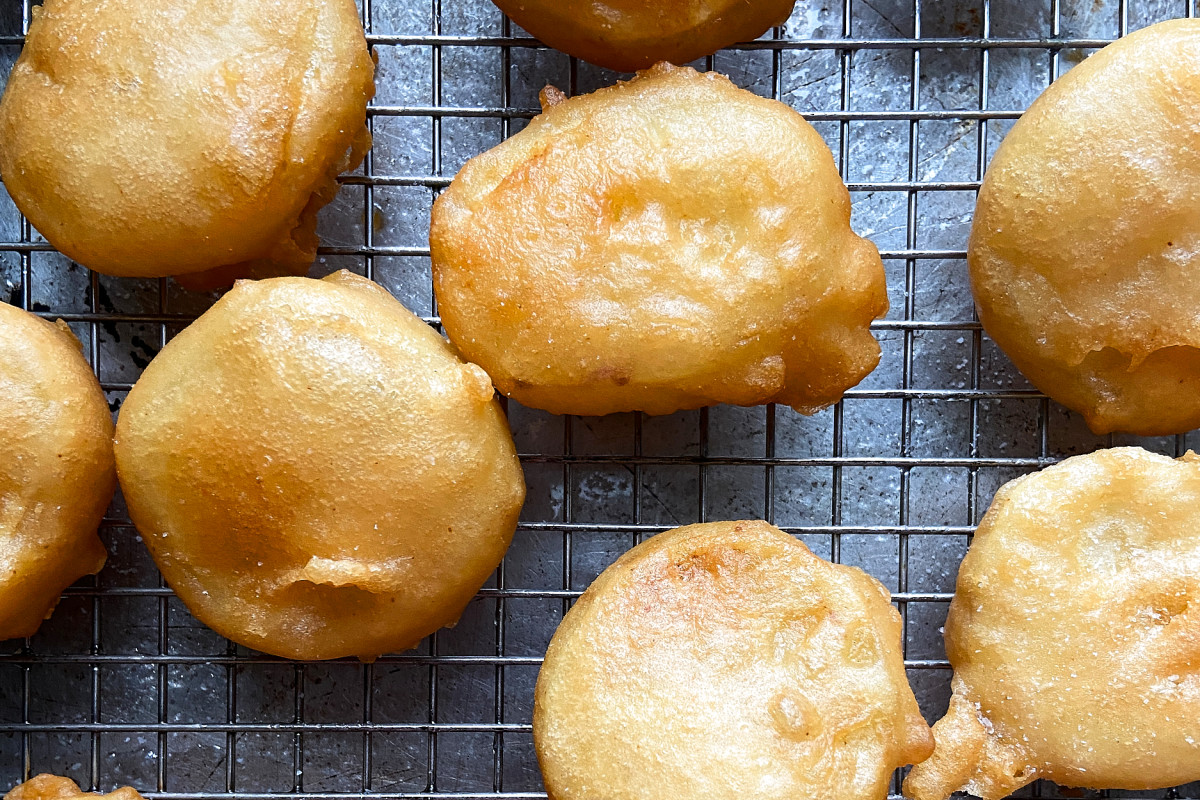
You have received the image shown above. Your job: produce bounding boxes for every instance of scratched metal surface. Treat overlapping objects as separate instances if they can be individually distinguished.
[1,0,1199,797]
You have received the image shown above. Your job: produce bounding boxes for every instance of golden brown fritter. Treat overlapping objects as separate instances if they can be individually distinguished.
[432,63,887,417]
[0,303,112,641]
[113,272,526,661]
[535,520,933,800]
[904,447,1200,800]
[969,19,1200,435]
[0,0,374,289]
[5,776,143,800]
[490,0,796,72]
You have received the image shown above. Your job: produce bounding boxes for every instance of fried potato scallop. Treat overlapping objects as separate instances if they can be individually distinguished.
[113,272,525,661]
[432,63,887,417]
[490,0,796,72]
[0,0,374,289]
[0,303,112,641]
[904,447,1200,800]
[970,19,1200,435]
[6,776,143,800]
[534,520,933,800]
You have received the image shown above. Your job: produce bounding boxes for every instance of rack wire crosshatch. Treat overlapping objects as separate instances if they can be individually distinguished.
[1,0,1199,798]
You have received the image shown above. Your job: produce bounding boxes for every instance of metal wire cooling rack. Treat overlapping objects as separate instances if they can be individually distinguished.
[2,0,1200,798]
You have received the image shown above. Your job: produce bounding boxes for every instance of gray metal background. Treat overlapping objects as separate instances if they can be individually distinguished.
[1,0,1199,797]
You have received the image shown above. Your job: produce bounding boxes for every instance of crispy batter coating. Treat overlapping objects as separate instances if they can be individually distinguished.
[534,520,933,800]
[0,304,112,641]
[432,63,887,417]
[5,776,143,800]
[0,0,374,288]
[969,19,1200,435]
[903,447,1200,800]
[113,272,526,660]
[490,0,796,72]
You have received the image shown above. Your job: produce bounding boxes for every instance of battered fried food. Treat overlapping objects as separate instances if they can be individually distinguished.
[903,447,1200,800]
[113,272,526,661]
[432,63,887,417]
[0,0,374,289]
[969,19,1200,435]
[490,0,796,72]
[0,303,112,641]
[535,520,933,800]
[5,775,143,800]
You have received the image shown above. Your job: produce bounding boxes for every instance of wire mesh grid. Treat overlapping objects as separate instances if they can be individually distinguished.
[2,0,1200,797]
